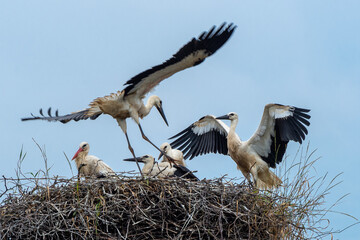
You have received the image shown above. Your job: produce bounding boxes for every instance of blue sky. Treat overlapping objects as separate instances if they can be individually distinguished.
[1,1,359,238]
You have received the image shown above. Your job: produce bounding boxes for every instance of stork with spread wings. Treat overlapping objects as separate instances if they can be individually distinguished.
[169,104,311,189]
[22,23,236,173]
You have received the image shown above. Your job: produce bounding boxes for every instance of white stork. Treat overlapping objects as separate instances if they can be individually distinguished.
[169,104,311,189]
[123,155,199,180]
[72,142,116,178]
[158,142,186,166]
[22,23,236,174]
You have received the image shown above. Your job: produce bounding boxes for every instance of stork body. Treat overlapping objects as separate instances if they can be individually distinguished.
[72,142,115,178]
[124,155,198,180]
[170,104,311,189]
[22,23,236,174]
[224,115,281,189]
[159,142,186,166]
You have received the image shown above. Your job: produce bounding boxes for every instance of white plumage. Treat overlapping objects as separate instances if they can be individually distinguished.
[72,142,115,178]
[159,142,186,166]
[123,155,198,180]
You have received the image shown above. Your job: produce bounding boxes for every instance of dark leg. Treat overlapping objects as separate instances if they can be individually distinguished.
[125,132,144,178]
[138,124,178,166]
[249,162,257,188]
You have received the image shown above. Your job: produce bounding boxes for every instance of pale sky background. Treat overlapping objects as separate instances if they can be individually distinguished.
[1,1,360,238]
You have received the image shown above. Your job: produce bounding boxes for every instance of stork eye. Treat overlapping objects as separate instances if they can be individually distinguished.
[144,155,149,158]
[160,100,163,105]
[82,144,87,148]
[229,113,234,116]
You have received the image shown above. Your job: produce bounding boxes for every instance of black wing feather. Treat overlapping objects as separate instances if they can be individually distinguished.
[261,106,311,168]
[169,126,192,140]
[192,133,207,159]
[169,120,228,160]
[123,23,236,96]
[261,122,288,168]
[171,131,193,149]
[197,134,209,157]
[173,165,199,181]
[183,134,200,159]
[21,108,102,124]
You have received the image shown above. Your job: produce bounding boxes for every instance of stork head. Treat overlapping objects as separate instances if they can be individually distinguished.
[123,155,155,164]
[160,142,171,153]
[158,142,171,160]
[72,141,90,160]
[216,112,238,121]
[149,95,168,126]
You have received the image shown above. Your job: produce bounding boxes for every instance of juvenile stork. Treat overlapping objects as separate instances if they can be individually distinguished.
[169,104,311,189]
[124,155,198,180]
[159,142,186,166]
[72,142,116,178]
[22,23,236,173]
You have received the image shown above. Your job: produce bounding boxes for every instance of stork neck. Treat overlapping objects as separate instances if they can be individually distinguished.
[227,118,241,142]
[139,97,155,118]
[142,160,155,175]
[229,118,238,133]
[74,152,87,168]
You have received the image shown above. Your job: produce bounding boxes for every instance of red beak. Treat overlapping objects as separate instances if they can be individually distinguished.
[72,147,83,160]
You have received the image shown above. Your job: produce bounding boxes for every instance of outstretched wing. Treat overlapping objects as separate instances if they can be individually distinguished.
[123,23,236,97]
[21,107,102,124]
[169,115,229,160]
[245,104,311,168]
[21,91,126,123]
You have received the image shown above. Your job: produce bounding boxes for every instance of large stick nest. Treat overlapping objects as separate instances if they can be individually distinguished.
[0,175,305,239]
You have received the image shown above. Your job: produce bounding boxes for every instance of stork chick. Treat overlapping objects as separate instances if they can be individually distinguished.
[124,155,198,180]
[72,142,115,178]
[159,142,186,166]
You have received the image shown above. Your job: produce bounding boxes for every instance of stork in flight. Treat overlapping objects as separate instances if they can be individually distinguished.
[169,104,311,189]
[123,155,199,180]
[22,23,236,174]
[72,142,116,178]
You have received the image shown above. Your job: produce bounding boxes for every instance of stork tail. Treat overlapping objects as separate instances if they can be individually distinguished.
[257,170,282,189]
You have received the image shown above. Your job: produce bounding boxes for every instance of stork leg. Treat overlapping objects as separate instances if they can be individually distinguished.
[239,167,254,187]
[249,165,261,189]
[124,133,144,178]
[138,124,179,166]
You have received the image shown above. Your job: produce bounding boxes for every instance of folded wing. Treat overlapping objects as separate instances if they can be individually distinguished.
[95,160,116,178]
[173,165,199,181]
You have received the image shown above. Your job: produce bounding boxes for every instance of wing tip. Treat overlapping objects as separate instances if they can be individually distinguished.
[21,107,55,122]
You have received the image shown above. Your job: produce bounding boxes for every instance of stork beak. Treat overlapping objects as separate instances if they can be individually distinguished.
[158,152,164,160]
[156,104,169,126]
[123,156,145,163]
[72,147,83,160]
[216,114,230,120]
